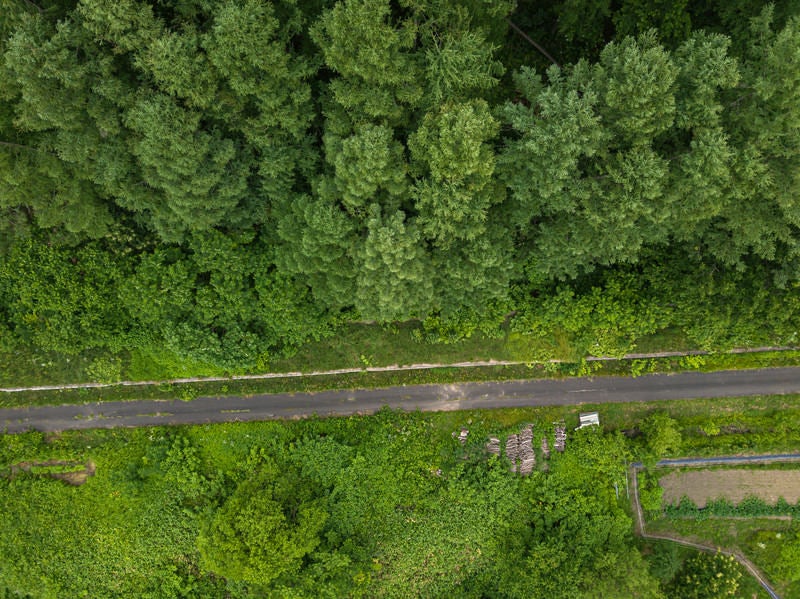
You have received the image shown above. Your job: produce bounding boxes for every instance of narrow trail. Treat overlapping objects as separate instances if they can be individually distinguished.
[0,346,793,393]
[628,454,800,599]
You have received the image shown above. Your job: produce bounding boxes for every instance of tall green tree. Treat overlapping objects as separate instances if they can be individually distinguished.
[501,34,679,278]
[0,14,118,239]
[325,123,409,216]
[273,194,359,311]
[1,0,318,241]
[310,0,423,125]
[409,99,503,246]
[711,8,800,279]
[198,462,327,587]
[355,206,434,321]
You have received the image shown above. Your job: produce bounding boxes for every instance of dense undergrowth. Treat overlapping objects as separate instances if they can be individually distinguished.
[4,398,800,597]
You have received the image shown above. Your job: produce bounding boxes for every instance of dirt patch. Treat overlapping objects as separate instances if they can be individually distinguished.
[10,459,96,486]
[660,469,800,507]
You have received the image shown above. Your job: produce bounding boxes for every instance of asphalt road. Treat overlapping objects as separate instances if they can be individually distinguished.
[2,367,800,433]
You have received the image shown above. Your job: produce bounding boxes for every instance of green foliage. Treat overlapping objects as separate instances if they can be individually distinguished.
[640,471,666,513]
[471,427,641,598]
[773,533,800,583]
[0,238,132,354]
[664,494,800,520]
[329,123,409,215]
[310,0,423,123]
[668,551,742,598]
[2,0,800,380]
[123,93,250,238]
[414,303,508,344]
[118,230,334,368]
[273,194,359,311]
[501,33,683,277]
[641,412,683,460]
[409,99,502,246]
[198,465,327,587]
[0,409,670,597]
[354,206,434,321]
[556,0,612,52]
[512,271,670,358]
[425,29,504,103]
[613,0,692,47]
[85,356,122,384]
[1,0,316,241]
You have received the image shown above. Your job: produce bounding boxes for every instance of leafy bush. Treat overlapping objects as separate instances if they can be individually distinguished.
[668,551,742,599]
[85,356,123,383]
[664,495,800,519]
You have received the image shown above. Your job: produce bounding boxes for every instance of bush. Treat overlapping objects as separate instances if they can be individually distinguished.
[664,494,800,519]
[85,356,122,383]
[668,551,742,599]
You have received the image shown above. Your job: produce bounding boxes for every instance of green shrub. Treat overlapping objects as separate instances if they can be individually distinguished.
[85,356,122,383]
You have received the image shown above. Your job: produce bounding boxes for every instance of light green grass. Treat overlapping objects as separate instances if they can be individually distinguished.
[126,346,231,380]
[269,322,511,371]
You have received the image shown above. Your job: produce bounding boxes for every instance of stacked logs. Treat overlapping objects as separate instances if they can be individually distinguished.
[518,425,535,475]
[554,423,567,452]
[453,428,469,445]
[486,437,501,456]
[505,433,520,473]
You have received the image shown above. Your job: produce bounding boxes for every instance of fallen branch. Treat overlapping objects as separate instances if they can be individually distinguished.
[507,19,560,68]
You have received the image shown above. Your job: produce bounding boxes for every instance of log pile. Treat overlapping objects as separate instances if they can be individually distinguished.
[541,435,550,459]
[505,433,520,473]
[518,425,535,475]
[554,423,566,452]
[486,437,501,456]
[453,428,469,445]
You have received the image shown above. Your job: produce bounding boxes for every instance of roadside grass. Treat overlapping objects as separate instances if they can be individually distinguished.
[267,322,512,371]
[0,345,110,387]
[126,346,230,380]
[630,328,695,354]
[0,323,515,387]
[3,317,798,390]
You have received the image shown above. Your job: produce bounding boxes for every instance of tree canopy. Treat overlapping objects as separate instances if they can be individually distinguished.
[1,0,799,367]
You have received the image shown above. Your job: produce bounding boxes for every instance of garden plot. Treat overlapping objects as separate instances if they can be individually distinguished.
[660,469,800,507]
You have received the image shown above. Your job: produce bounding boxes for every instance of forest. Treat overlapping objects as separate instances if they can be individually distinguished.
[1,0,799,373]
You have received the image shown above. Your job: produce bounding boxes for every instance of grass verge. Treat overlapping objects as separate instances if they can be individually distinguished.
[4,350,800,408]
[2,318,795,389]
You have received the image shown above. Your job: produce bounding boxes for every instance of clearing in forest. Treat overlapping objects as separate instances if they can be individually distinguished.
[660,468,800,507]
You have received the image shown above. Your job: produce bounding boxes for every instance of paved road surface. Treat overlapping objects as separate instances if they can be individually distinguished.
[2,367,800,433]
